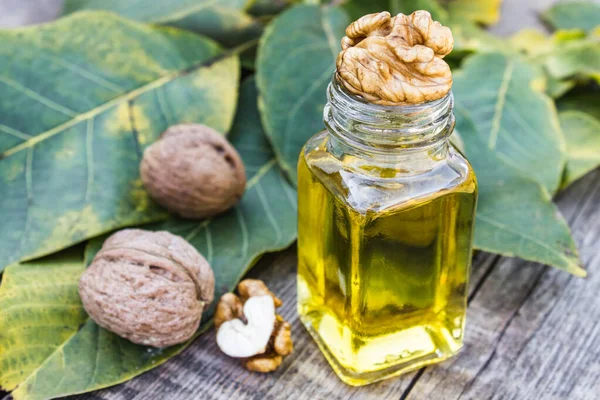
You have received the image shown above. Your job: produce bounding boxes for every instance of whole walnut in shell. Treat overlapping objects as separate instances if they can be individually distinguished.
[79,229,215,348]
[140,124,246,219]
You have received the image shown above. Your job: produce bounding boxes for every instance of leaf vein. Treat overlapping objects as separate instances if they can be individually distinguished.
[488,59,514,149]
[282,67,331,154]
[85,118,95,202]
[0,76,77,117]
[0,123,31,140]
[0,52,235,160]
[235,206,249,260]
[321,7,339,61]
[256,181,282,243]
[37,53,125,93]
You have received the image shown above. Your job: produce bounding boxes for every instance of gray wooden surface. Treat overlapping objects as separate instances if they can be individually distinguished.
[2,1,600,399]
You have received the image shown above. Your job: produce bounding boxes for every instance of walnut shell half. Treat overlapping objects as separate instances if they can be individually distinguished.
[336,10,454,105]
[140,124,246,219]
[79,229,215,347]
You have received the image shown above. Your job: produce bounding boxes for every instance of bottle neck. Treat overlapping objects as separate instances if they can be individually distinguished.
[323,76,455,174]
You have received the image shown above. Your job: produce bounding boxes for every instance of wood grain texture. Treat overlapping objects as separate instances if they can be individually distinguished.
[404,170,600,400]
[67,170,600,400]
[1,0,600,399]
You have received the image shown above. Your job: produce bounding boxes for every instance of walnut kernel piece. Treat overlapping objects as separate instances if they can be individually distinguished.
[140,124,246,219]
[214,292,244,329]
[336,10,454,105]
[78,229,215,348]
[245,352,283,373]
[215,279,293,372]
[273,317,293,356]
[237,279,283,307]
[216,295,276,358]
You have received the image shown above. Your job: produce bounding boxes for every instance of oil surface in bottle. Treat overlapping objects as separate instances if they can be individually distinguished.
[297,134,477,385]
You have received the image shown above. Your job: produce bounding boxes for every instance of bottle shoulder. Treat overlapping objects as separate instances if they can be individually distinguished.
[300,133,477,214]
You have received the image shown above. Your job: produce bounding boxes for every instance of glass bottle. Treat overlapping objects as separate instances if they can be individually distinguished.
[297,76,478,386]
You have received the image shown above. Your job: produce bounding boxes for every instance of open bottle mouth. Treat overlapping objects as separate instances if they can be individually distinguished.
[324,75,455,152]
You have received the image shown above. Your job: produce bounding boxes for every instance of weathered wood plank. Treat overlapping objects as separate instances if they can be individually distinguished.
[2,1,600,400]
[73,170,600,400]
[404,170,600,399]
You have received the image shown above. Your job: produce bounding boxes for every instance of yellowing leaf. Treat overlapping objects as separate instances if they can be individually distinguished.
[6,79,298,400]
[0,12,241,272]
[446,0,503,25]
[510,28,555,55]
[0,249,87,392]
[560,110,600,188]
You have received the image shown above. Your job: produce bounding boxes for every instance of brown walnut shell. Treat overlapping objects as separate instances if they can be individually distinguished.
[79,229,215,347]
[140,124,246,219]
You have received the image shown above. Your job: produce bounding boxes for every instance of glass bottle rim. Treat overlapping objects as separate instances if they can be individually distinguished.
[325,74,455,149]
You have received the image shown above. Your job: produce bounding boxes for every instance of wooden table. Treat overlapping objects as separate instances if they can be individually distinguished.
[2,1,600,399]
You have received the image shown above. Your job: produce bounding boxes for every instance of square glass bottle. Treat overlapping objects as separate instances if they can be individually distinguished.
[297,77,477,386]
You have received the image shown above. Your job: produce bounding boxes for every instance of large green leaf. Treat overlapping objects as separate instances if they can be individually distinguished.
[6,79,298,400]
[452,53,566,194]
[257,4,349,183]
[0,249,87,392]
[62,0,262,48]
[455,109,584,276]
[0,12,240,272]
[559,111,600,188]
[543,0,600,33]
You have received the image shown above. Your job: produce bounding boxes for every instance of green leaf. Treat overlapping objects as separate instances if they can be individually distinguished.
[257,4,349,183]
[62,0,263,48]
[545,75,576,98]
[538,33,600,84]
[559,111,600,188]
[452,52,566,194]
[444,0,503,25]
[448,19,507,56]
[557,86,600,120]
[543,0,600,33]
[249,0,294,16]
[0,12,240,272]
[455,109,585,276]
[7,79,298,400]
[509,28,556,55]
[0,249,87,392]
[509,29,593,96]
[341,0,448,22]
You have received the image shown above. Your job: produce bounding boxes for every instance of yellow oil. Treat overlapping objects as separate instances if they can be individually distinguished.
[297,135,477,385]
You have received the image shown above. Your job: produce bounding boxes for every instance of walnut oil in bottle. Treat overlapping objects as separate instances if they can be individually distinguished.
[297,78,477,385]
